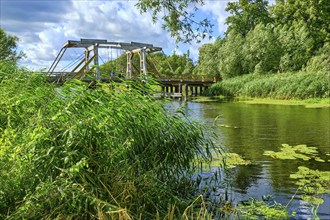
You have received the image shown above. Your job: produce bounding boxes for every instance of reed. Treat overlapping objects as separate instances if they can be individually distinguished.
[206,71,330,99]
[0,65,217,219]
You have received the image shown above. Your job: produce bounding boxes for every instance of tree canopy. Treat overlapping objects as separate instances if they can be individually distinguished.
[194,0,330,79]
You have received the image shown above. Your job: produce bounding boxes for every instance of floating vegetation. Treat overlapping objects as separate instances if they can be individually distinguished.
[209,152,251,168]
[263,144,324,161]
[290,166,330,205]
[236,197,290,219]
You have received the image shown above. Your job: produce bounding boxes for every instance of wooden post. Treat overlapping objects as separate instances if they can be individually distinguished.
[184,84,188,102]
[200,86,203,95]
[126,52,132,79]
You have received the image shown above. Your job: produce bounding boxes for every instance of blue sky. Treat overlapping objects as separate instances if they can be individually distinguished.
[0,0,230,69]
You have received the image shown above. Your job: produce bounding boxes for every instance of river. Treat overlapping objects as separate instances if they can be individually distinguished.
[169,100,330,219]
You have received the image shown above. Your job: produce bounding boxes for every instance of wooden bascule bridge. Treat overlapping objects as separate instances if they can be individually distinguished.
[47,39,216,100]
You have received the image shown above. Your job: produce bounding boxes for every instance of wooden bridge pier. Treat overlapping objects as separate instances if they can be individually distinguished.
[159,80,213,101]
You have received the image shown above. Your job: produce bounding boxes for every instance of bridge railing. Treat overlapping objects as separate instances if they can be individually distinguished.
[48,72,218,83]
[157,74,217,82]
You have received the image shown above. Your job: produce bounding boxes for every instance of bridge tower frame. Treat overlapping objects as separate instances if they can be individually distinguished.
[48,39,162,81]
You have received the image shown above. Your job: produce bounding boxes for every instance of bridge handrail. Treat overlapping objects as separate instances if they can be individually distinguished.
[157,74,216,82]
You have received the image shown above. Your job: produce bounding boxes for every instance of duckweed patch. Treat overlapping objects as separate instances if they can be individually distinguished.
[237,198,290,219]
[209,153,251,168]
[290,166,330,205]
[263,144,324,161]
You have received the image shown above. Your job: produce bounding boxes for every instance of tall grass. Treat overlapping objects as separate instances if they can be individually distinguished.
[0,65,218,219]
[206,71,330,99]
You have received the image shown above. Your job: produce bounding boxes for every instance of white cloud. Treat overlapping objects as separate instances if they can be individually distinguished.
[1,0,231,70]
[200,1,230,35]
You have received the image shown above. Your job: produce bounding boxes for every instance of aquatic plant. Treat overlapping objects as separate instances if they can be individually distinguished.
[263,144,325,161]
[290,166,330,205]
[236,197,290,219]
[216,153,251,169]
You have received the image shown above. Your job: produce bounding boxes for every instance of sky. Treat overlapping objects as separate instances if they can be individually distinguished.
[0,0,231,70]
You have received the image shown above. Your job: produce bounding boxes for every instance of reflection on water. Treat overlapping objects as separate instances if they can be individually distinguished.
[167,100,330,218]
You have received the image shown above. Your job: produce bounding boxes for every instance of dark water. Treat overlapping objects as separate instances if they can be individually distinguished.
[169,100,330,219]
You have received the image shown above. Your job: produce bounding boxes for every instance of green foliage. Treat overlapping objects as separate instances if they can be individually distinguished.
[136,0,213,43]
[306,42,330,72]
[218,32,245,79]
[225,0,271,36]
[242,24,281,73]
[0,65,216,219]
[194,0,329,77]
[193,39,221,77]
[275,22,314,72]
[207,71,330,99]
[100,51,195,78]
[0,28,24,63]
[270,0,330,49]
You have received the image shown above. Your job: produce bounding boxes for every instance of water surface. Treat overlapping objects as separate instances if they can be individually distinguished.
[170,100,330,219]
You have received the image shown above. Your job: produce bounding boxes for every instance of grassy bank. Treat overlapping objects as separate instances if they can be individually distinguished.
[206,71,330,100]
[0,65,218,219]
[239,98,330,108]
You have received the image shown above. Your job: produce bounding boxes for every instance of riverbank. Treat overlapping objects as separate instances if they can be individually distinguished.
[239,98,330,108]
[191,96,330,108]
[206,71,330,100]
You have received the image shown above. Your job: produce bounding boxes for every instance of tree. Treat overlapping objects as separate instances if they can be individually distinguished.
[270,0,330,51]
[136,0,213,43]
[193,38,221,77]
[0,28,23,63]
[242,24,282,74]
[218,31,245,78]
[306,42,330,72]
[225,0,271,36]
[275,22,314,72]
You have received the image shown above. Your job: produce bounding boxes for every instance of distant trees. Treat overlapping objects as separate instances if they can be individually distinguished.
[100,51,196,77]
[194,0,330,79]
[0,28,24,64]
